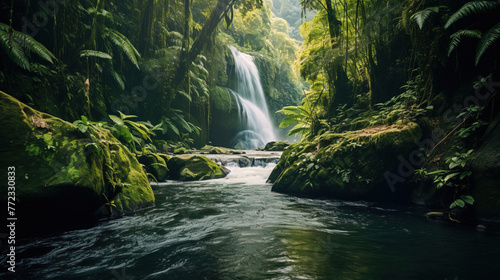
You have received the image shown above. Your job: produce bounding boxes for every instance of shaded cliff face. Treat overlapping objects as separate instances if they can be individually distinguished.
[0,91,154,236]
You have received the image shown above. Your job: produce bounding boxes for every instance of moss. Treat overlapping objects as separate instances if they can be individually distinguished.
[137,151,169,182]
[0,91,154,230]
[174,147,188,154]
[270,122,422,200]
[167,155,230,181]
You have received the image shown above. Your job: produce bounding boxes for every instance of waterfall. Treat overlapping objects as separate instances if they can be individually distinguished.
[228,45,276,149]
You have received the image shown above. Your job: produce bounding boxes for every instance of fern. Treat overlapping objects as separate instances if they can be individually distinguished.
[448,29,482,56]
[109,69,125,90]
[445,1,500,29]
[411,6,442,30]
[0,22,55,71]
[476,22,500,64]
[79,49,112,59]
[106,29,141,69]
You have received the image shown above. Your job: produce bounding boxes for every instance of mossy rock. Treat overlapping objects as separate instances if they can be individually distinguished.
[167,155,230,181]
[269,123,422,201]
[201,145,244,154]
[137,152,169,182]
[153,140,171,153]
[174,147,188,154]
[262,141,290,151]
[0,92,154,235]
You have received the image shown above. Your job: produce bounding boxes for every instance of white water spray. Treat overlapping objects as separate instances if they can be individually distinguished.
[229,45,276,149]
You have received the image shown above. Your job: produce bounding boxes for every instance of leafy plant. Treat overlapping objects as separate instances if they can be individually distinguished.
[106,111,158,152]
[0,22,55,71]
[445,0,500,65]
[159,109,201,140]
[421,149,475,210]
[411,6,445,30]
[73,115,107,156]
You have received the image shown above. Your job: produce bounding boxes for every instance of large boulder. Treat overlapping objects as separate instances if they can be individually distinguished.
[0,92,154,235]
[167,155,230,181]
[269,123,422,200]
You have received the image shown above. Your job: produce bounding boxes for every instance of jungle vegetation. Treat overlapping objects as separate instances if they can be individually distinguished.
[1,1,499,210]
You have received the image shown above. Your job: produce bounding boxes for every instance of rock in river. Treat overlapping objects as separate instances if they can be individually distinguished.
[0,91,154,235]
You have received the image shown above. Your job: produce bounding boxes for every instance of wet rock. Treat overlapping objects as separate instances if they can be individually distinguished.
[269,123,422,200]
[260,141,290,151]
[0,91,154,235]
[137,152,169,182]
[167,155,230,181]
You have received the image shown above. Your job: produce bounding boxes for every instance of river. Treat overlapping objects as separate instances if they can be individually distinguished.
[2,156,500,280]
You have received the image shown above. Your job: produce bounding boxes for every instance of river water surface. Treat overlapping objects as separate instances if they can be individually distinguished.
[3,161,500,280]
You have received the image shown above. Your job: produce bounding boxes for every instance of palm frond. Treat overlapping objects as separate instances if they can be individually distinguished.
[445,1,500,29]
[448,29,482,56]
[475,22,500,65]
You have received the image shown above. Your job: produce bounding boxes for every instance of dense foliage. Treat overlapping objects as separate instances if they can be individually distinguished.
[0,0,301,149]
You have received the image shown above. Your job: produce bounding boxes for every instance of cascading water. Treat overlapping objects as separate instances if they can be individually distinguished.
[228,45,276,149]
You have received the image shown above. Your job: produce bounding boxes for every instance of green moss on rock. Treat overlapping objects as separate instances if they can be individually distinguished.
[138,151,169,181]
[0,91,154,234]
[167,155,230,181]
[269,123,422,200]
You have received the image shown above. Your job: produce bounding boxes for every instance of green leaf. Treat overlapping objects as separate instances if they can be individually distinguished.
[110,70,125,90]
[444,172,460,182]
[450,199,466,209]
[449,162,461,169]
[77,123,88,133]
[118,111,137,120]
[79,50,112,59]
[460,171,472,180]
[476,22,500,65]
[119,126,133,143]
[460,195,475,205]
[411,7,441,30]
[125,120,151,142]
[445,1,500,28]
[107,29,141,69]
[109,115,124,126]
[448,30,481,57]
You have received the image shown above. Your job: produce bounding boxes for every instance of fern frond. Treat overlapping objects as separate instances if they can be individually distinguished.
[279,115,305,128]
[177,90,192,102]
[107,29,141,69]
[7,41,30,70]
[15,31,55,63]
[411,6,441,30]
[80,49,112,59]
[445,1,500,29]
[476,22,500,65]
[287,124,310,137]
[448,29,481,56]
[0,22,55,70]
[109,69,125,90]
